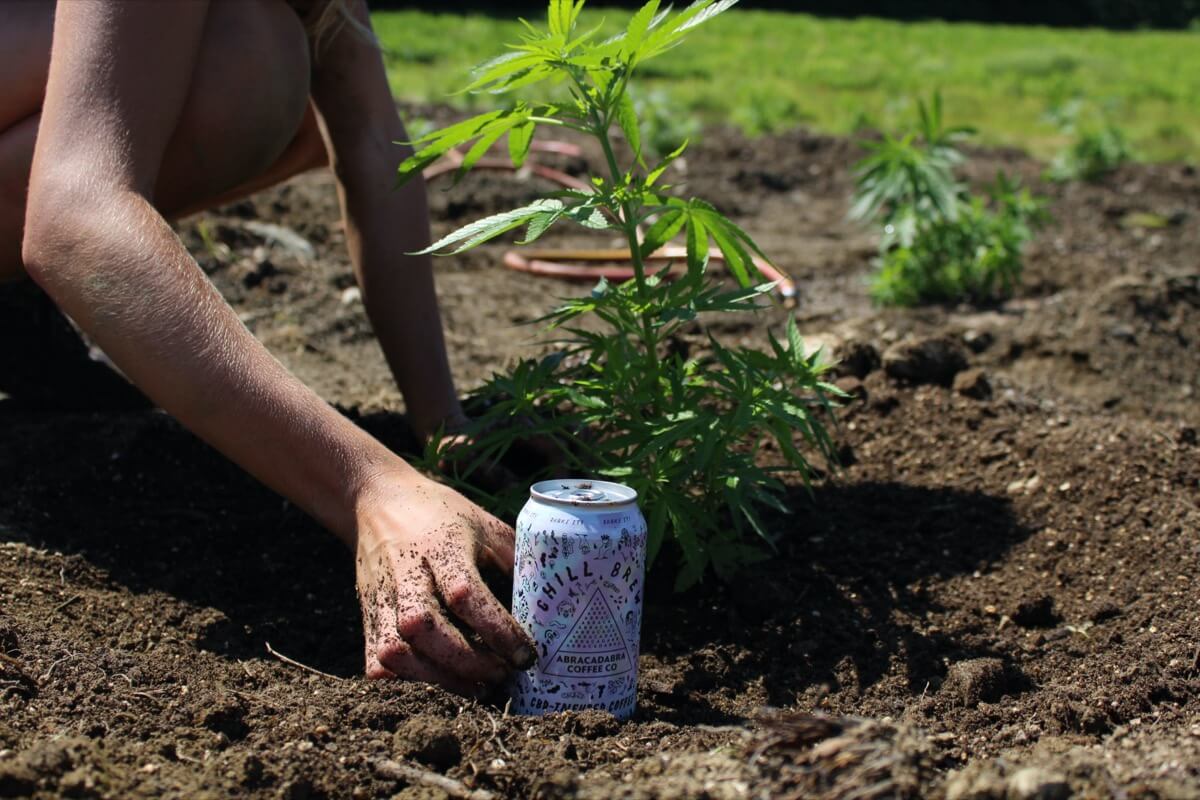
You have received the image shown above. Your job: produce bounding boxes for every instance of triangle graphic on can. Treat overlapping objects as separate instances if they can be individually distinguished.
[542,587,633,678]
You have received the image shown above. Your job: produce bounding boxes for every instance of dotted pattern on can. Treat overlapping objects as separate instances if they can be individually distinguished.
[510,495,647,719]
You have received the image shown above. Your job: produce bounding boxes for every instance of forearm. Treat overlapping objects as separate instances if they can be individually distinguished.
[333,138,464,439]
[23,188,413,543]
[307,0,463,440]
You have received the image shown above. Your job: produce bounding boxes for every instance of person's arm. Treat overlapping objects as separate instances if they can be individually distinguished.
[23,0,531,691]
[306,4,465,441]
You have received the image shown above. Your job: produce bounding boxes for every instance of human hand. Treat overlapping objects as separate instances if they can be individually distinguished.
[427,413,569,494]
[354,473,535,694]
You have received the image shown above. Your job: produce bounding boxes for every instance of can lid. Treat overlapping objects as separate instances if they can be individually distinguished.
[530,479,638,507]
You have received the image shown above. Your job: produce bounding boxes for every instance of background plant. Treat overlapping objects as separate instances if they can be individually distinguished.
[627,86,702,158]
[1043,100,1135,182]
[397,0,842,588]
[852,94,1049,306]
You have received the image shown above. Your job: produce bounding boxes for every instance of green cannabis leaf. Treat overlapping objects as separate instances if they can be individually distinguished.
[407,0,841,588]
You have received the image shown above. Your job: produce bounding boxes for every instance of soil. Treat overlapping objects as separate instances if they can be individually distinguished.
[2,109,1198,799]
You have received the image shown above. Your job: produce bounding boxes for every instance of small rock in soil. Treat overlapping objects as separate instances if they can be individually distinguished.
[954,368,993,400]
[392,714,461,770]
[833,340,881,379]
[883,336,970,386]
[1006,766,1071,800]
[941,658,1011,707]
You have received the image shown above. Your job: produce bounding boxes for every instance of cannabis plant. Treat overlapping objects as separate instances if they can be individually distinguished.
[1042,98,1134,183]
[870,175,1049,306]
[397,0,841,588]
[852,93,1047,306]
[850,92,971,246]
[1047,124,1133,183]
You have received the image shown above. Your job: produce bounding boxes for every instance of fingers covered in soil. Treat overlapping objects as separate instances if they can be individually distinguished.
[354,477,533,693]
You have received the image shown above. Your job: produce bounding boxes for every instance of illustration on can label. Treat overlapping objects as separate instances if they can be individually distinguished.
[542,587,633,678]
[510,488,647,719]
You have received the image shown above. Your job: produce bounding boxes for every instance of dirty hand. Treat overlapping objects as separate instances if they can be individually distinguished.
[354,474,535,694]
[429,415,568,494]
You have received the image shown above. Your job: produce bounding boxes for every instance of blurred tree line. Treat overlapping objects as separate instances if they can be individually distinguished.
[377,0,1200,29]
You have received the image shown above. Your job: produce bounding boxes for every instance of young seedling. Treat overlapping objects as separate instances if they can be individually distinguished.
[852,93,1049,306]
[397,0,842,588]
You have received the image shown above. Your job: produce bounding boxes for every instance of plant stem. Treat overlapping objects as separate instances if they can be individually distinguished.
[593,119,660,381]
[567,63,662,395]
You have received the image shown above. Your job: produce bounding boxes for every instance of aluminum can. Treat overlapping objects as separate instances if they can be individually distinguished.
[510,479,647,719]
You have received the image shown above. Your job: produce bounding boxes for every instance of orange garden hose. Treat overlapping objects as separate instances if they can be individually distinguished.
[422,143,798,305]
[501,247,797,304]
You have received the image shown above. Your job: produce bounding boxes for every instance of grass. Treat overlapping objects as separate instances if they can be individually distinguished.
[371,7,1200,163]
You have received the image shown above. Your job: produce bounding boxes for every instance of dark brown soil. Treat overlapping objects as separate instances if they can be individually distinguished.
[2,111,1198,799]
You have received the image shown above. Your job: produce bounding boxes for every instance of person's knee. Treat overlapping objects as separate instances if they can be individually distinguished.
[166,0,312,200]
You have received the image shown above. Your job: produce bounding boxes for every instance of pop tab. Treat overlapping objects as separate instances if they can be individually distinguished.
[535,479,639,506]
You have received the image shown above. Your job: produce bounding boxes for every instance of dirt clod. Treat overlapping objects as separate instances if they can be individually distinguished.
[59,766,104,799]
[756,712,946,800]
[834,340,881,379]
[393,715,462,770]
[196,696,249,739]
[556,709,621,739]
[1011,596,1061,629]
[953,367,992,399]
[1006,767,1071,800]
[942,659,1014,707]
[0,762,37,798]
[834,375,868,402]
[883,336,970,386]
[945,765,1009,800]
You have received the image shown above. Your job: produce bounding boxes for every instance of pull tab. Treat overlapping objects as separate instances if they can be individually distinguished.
[549,482,609,503]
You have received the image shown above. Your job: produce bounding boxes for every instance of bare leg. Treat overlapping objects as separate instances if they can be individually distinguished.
[0,0,324,407]
[0,0,324,283]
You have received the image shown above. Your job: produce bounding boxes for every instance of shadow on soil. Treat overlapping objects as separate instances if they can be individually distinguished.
[639,481,1033,723]
[1,406,1030,722]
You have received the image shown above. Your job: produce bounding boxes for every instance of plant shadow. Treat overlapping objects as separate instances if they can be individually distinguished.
[1,407,1030,719]
[638,481,1033,724]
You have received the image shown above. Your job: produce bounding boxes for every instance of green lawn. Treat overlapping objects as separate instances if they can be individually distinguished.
[370,7,1200,163]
